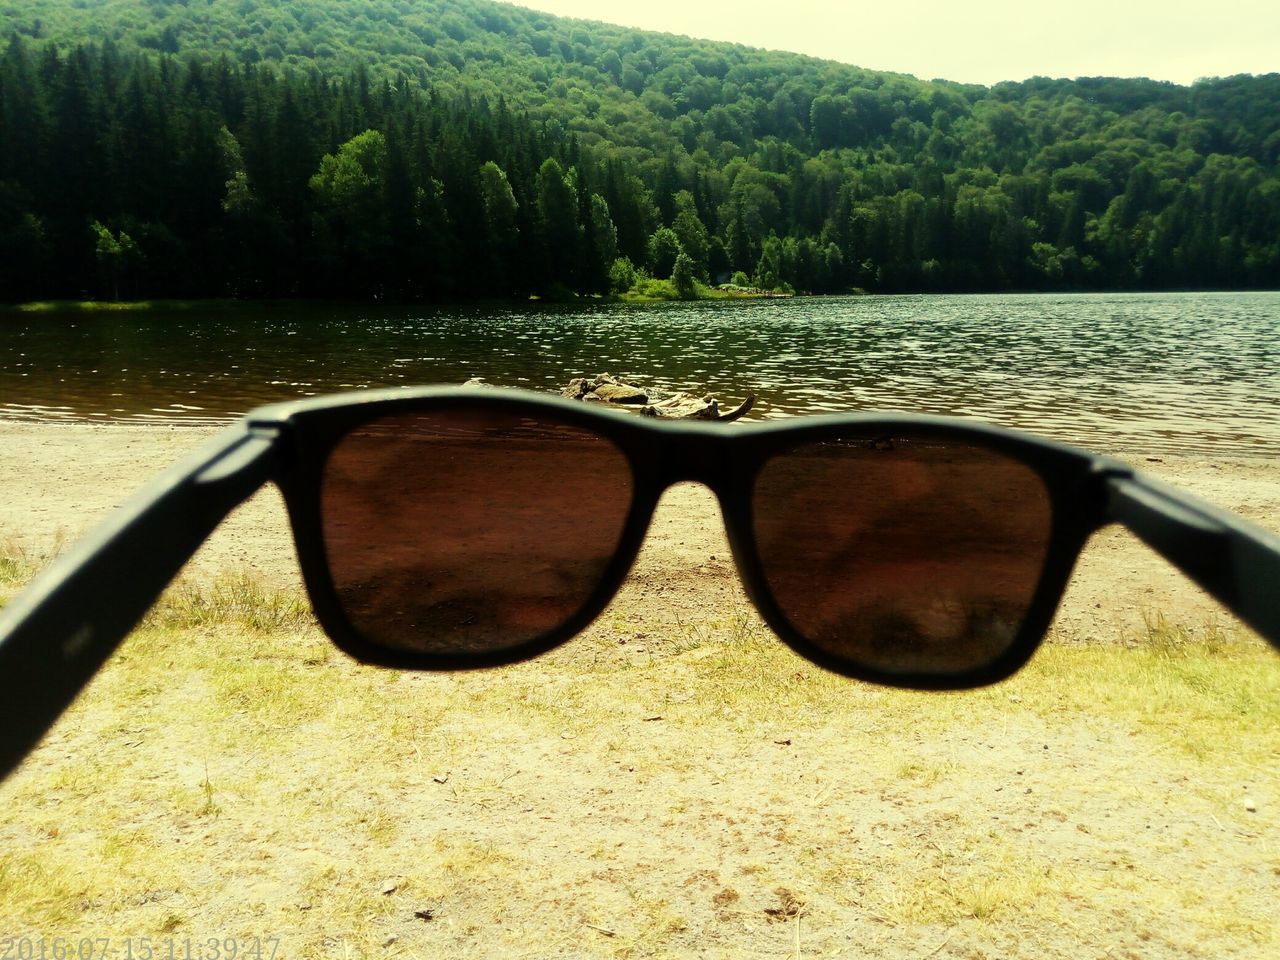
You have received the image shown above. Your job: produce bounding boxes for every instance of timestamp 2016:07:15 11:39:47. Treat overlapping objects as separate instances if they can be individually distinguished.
[1,939,281,960]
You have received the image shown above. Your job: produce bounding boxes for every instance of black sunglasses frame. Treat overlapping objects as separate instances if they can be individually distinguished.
[2,386,1278,781]
[271,390,1106,684]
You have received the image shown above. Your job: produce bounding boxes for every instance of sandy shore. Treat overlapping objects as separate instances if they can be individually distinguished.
[2,420,1278,957]
[1,420,1277,643]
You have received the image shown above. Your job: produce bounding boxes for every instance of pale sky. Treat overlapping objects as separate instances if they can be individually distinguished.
[512,1,1280,86]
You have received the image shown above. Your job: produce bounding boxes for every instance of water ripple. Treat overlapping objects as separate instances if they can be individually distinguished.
[0,292,1277,456]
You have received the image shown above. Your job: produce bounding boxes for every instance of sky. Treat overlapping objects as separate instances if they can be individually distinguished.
[513,1,1280,86]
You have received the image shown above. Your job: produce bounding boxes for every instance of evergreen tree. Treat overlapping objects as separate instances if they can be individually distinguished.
[534,157,580,290]
[477,160,520,294]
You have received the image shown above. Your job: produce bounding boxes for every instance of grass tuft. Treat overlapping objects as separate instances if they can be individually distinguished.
[1140,609,1232,658]
[144,570,313,633]
[0,537,57,593]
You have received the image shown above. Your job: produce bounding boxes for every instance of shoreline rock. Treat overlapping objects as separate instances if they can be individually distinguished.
[562,373,755,422]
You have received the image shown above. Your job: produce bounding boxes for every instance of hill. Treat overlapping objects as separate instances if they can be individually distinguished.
[1,0,1278,300]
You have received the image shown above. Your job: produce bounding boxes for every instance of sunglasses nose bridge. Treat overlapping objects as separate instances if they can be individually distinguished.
[652,429,737,493]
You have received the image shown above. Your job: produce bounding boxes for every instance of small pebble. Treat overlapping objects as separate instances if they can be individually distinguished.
[1244,797,1258,813]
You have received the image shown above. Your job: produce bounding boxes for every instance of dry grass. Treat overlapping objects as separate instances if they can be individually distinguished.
[145,571,314,634]
[0,550,1277,958]
[0,535,57,591]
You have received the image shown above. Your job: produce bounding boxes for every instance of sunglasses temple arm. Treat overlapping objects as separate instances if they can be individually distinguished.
[1105,473,1280,651]
[0,424,283,781]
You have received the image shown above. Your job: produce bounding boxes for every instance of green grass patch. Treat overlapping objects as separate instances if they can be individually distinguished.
[1028,617,1280,766]
[615,276,772,302]
[1,299,256,314]
[0,298,398,317]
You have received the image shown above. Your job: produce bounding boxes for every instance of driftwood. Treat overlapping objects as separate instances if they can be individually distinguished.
[562,373,755,422]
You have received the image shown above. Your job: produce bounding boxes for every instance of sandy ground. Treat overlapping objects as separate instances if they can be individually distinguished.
[1,421,1278,958]
[1,421,1277,645]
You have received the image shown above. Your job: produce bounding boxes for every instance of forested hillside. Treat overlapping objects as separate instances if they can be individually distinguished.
[1,0,1278,301]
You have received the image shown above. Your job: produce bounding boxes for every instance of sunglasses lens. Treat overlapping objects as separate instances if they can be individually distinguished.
[752,434,1053,675]
[320,408,633,655]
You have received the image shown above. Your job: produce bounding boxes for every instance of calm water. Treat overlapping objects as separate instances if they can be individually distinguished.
[1,292,1277,455]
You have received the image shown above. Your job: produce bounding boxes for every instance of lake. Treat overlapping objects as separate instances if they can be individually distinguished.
[1,291,1277,456]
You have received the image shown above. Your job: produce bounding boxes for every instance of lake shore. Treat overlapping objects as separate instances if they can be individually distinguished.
[2,419,1277,644]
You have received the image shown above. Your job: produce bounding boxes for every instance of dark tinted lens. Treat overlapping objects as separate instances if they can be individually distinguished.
[752,434,1053,674]
[320,408,633,655]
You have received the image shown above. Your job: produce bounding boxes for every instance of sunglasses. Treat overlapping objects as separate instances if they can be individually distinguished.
[1,386,1278,778]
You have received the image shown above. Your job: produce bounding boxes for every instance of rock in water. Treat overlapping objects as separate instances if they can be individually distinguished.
[562,373,754,422]
[591,382,649,404]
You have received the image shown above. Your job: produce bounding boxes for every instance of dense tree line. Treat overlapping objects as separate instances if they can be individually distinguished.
[1,0,1278,301]
[0,38,639,299]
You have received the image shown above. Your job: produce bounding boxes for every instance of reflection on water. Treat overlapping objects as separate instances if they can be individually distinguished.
[1,292,1277,455]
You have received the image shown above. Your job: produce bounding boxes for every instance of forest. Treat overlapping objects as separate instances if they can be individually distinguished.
[1,0,1278,301]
